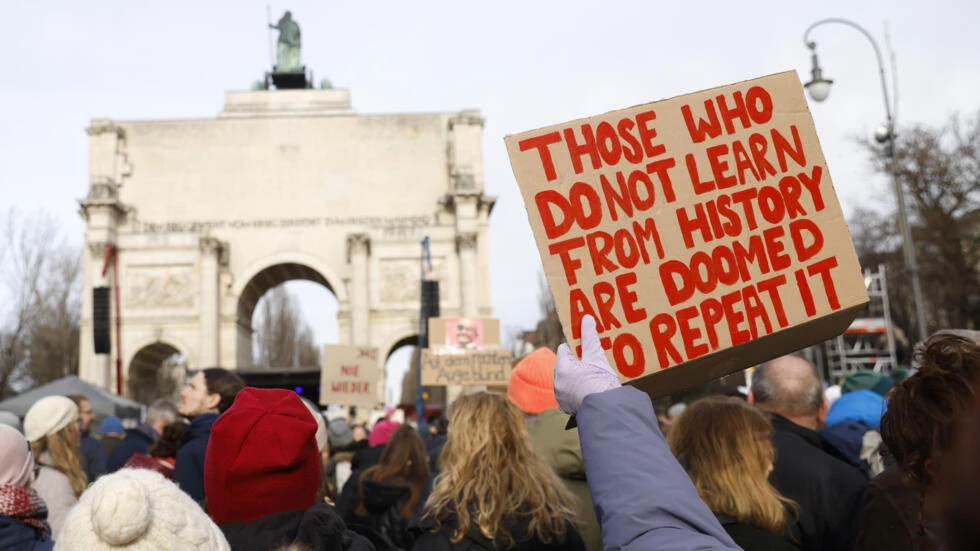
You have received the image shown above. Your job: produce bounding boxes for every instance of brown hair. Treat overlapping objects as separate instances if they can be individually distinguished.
[148,421,189,459]
[357,425,430,518]
[423,392,577,548]
[881,333,980,489]
[668,396,796,534]
[31,425,88,497]
[202,368,245,413]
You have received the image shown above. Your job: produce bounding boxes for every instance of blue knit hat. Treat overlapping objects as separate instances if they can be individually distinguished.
[100,415,124,436]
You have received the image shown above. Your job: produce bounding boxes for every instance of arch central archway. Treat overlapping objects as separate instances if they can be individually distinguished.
[128,341,185,403]
[236,262,339,370]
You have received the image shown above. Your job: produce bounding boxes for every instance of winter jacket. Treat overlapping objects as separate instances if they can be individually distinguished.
[527,408,602,551]
[106,423,158,473]
[337,477,427,550]
[855,465,938,551]
[413,512,585,551]
[0,515,54,551]
[31,459,75,538]
[219,502,374,551]
[768,413,868,551]
[576,386,740,551]
[351,445,385,472]
[824,389,887,430]
[78,432,107,482]
[715,514,799,551]
[175,412,218,503]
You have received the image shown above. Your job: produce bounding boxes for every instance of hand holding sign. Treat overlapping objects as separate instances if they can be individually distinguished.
[555,315,622,416]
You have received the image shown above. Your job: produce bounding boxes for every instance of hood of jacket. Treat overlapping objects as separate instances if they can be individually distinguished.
[360,478,411,516]
[528,408,586,480]
[220,503,372,551]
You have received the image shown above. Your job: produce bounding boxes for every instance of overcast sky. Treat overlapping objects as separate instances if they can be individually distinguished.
[3,1,978,402]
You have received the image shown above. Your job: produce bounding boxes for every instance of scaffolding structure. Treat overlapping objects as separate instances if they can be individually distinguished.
[824,264,898,384]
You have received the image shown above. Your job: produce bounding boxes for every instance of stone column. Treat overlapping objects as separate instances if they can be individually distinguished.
[456,232,479,317]
[447,232,481,405]
[199,237,222,367]
[83,241,113,389]
[347,234,371,345]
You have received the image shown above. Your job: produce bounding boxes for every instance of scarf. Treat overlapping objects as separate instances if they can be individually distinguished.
[0,484,51,539]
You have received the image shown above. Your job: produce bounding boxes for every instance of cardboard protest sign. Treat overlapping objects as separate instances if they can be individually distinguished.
[427,317,502,351]
[319,345,381,407]
[505,71,869,398]
[421,349,513,386]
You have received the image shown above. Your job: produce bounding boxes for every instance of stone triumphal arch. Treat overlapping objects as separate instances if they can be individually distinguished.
[78,88,494,396]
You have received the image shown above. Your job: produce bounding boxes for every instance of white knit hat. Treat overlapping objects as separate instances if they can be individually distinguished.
[55,468,230,551]
[23,396,78,442]
[300,397,328,452]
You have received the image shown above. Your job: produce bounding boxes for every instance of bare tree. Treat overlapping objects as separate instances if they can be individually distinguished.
[0,209,82,397]
[532,271,566,352]
[252,285,320,368]
[853,111,980,336]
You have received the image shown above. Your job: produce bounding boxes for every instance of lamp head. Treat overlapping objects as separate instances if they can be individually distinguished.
[803,43,833,102]
[874,125,892,144]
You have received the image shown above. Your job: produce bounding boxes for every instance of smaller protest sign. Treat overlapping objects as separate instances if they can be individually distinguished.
[319,345,381,407]
[421,349,513,386]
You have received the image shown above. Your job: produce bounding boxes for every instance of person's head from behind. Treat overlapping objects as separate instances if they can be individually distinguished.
[100,415,124,438]
[67,394,96,433]
[359,425,430,518]
[668,396,795,535]
[148,420,189,460]
[426,392,576,547]
[146,399,178,435]
[179,368,244,418]
[352,424,368,443]
[881,333,980,506]
[57,468,229,550]
[205,387,320,525]
[23,395,87,496]
[749,354,827,429]
[0,424,35,488]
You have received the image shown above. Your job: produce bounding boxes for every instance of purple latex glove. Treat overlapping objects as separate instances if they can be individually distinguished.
[554,315,622,416]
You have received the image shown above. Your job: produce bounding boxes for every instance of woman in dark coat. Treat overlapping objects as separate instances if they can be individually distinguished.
[413,392,584,551]
[667,396,800,550]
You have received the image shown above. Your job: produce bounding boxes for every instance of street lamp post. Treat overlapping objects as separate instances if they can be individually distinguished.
[802,18,928,342]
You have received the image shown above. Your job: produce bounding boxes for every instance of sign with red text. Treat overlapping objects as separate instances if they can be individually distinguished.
[319,345,381,407]
[505,71,869,398]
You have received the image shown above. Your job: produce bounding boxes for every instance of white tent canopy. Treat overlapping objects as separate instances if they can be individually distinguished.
[0,376,142,419]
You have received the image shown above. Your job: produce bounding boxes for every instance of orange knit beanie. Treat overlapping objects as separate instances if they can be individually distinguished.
[507,347,559,415]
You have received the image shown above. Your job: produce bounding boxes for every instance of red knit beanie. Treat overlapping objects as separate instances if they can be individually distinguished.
[507,347,559,415]
[204,388,320,525]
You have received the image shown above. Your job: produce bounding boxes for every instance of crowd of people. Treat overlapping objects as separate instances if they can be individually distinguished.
[2,316,980,550]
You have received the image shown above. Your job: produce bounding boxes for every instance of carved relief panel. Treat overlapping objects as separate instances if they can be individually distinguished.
[126,265,197,310]
[378,258,448,304]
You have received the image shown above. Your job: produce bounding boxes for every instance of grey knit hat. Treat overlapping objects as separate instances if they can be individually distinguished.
[328,418,353,448]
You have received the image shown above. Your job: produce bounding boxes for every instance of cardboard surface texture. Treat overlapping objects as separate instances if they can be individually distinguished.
[319,345,381,407]
[505,71,869,399]
[421,349,513,386]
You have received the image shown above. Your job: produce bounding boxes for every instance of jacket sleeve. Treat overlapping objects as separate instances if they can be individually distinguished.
[577,386,742,551]
[175,444,206,503]
[335,470,359,522]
